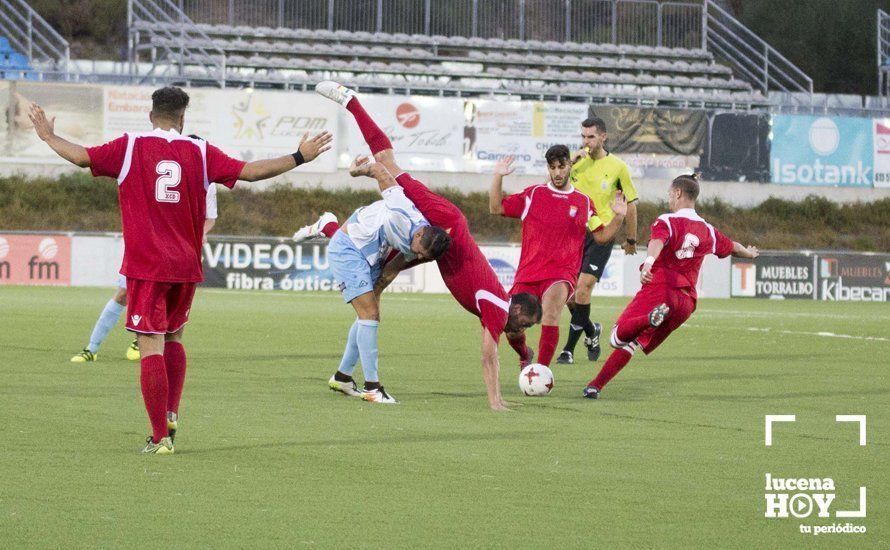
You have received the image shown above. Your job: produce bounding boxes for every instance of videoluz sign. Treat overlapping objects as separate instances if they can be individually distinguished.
[201,237,338,292]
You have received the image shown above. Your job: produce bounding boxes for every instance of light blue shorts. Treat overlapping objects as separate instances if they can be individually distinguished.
[117,275,127,289]
[328,231,381,303]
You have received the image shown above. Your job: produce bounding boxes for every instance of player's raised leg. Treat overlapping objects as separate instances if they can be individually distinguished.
[538,282,571,366]
[584,293,681,399]
[71,284,128,363]
[316,81,402,176]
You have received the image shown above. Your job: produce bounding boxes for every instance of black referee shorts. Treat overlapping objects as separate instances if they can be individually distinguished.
[580,232,614,279]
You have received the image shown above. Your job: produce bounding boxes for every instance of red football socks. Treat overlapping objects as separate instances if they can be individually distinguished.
[164,341,187,415]
[537,325,559,366]
[589,348,633,390]
[321,221,340,238]
[346,97,393,154]
[506,332,530,361]
[140,354,169,443]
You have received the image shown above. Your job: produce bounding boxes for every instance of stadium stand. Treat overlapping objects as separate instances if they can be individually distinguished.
[128,18,764,108]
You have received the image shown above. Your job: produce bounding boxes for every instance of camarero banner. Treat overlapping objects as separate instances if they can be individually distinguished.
[730,253,817,299]
[463,99,587,174]
[818,253,890,302]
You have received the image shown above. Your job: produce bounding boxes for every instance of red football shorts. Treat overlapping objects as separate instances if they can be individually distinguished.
[615,284,696,354]
[125,278,197,334]
[510,278,574,302]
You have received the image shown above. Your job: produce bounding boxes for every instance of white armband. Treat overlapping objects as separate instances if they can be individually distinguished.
[643,256,656,267]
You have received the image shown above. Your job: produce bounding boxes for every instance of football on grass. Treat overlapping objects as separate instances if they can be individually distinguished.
[519,363,554,396]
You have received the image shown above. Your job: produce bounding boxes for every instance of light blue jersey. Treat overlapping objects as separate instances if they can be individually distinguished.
[342,186,429,265]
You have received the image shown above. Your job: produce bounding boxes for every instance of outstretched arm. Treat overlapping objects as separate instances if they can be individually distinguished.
[481,329,509,411]
[591,192,628,244]
[640,239,666,284]
[731,242,760,259]
[374,253,431,297]
[29,103,90,167]
[489,156,515,215]
[239,131,332,182]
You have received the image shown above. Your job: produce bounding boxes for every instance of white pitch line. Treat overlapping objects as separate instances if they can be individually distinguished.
[686,323,890,343]
[744,327,890,342]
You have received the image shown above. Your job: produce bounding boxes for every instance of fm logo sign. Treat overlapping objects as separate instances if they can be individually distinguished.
[763,415,867,524]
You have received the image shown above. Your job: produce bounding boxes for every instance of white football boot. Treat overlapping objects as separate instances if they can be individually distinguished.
[361,387,399,404]
[328,374,363,397]
[315,81,357,107]
[293,212,337,243]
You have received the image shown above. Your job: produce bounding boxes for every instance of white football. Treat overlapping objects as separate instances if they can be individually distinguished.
[519,363,554,396]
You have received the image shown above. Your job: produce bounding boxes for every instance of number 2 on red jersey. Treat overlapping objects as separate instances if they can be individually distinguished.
[155,160,182,203]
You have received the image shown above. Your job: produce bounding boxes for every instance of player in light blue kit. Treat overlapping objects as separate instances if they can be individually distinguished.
[325,156,452,404]
[70,184,219,363]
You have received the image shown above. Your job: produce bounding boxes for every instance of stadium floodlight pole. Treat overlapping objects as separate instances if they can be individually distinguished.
[565,0,571,42]
[701,0,709,51]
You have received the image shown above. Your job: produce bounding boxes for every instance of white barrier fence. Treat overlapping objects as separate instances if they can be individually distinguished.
[1,231,734,299]
[6,232,888,302]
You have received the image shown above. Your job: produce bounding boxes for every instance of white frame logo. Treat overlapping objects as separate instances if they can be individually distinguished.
[763,415,867,536]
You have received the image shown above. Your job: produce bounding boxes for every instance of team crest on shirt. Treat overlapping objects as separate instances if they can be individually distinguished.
[601,179,609,190]
[569,205,578,218]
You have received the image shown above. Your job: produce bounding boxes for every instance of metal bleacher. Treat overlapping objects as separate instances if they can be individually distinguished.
[0,0,815,111]
[120,0,795,110]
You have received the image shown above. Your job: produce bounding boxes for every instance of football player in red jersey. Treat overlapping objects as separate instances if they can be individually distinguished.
[315,81,541,411]
[583,174,759,399]
[29,87,332,452]
[489,146,627,368]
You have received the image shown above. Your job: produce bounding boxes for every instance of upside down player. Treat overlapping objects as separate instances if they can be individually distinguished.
[315,81,542,411]
[583,174,759,398]
[488,147,627,368]
[30,86,333,452]
[325,156,452,405]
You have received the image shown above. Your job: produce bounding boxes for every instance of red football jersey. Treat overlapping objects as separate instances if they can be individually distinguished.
[87,128,246,282]
[502,182,594,283]
[647,208,734,299]
[395,173,509,340]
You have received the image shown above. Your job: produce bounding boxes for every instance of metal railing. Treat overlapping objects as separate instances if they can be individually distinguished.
[0,0,72,72]
[705,0,811,96]
[878,9,890,96]
[181,0,704,49]
[128,0,226,86]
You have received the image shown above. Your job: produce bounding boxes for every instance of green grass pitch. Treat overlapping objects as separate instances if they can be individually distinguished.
[0,286,887,548]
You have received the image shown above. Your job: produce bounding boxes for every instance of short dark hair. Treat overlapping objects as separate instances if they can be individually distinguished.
[420,226,452,259]
[151,86,190,119]
[545,144,571,166]
[671,173,700,201]
[581,116,607,133]
[510,293,543,323]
